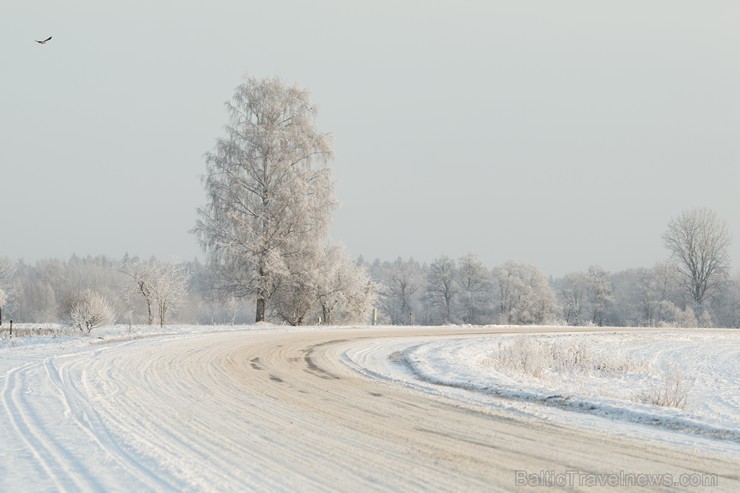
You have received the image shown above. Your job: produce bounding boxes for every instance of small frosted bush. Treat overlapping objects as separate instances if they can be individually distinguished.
[61,289,116,333]
[636,367,693,410]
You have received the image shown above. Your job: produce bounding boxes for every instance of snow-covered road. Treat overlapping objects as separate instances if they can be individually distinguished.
[1,326,738,492]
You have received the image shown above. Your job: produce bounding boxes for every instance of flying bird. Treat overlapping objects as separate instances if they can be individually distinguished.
[36,36,52,45]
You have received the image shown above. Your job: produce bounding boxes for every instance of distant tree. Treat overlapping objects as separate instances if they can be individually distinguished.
[0,257,15,321]
[0,257,14,284]
[663,208,732,310]
[587,265,613,326]
[120,256,189,326]
[710,273,740,328]
[194,75,335,322]
[492,261,558,325]
[0,288,6,325]
[62,289,116,333]
[150,261,190,327]
[381,258,422,324]
[606,269,642,326]
[558,272,589,325]
[315,246,377,325]
[225,296,241,325]
[457,253,492,324]
[120,255,158,325]
[556,266,613,326]
[424,256,458,324]
[636,262,682,326]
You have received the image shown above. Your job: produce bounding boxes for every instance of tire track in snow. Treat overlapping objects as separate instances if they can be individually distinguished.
[1,364,57,484]
[63,338,243,491]
[43,353,180,492]
[1,362,103,492]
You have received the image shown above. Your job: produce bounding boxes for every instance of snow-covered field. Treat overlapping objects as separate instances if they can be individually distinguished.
[343,328,740,455]
[1,324,738,491]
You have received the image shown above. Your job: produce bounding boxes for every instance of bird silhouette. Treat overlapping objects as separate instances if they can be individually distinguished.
[36,36,52,45]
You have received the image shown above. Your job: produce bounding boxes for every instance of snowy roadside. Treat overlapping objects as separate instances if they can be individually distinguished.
[0,323,280,375]
[0,323,218,354]
[341,329,740,456]
[0,321,361,372]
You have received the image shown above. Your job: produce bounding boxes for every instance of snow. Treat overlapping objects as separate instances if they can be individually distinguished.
[0,324,264,492]
[342,328,740,456]
[1,324,738,491]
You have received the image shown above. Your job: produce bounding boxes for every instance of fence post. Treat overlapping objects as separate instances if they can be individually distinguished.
[9,320,12,337]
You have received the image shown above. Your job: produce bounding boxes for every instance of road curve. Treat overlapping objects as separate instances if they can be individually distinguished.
[3,326,739,492]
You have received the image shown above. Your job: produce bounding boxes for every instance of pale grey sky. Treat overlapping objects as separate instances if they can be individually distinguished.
[2,1,739,276]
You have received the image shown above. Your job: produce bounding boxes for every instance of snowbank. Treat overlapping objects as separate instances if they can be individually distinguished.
[342,329,740,454]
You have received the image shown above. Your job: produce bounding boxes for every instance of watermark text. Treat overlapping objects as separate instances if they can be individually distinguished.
[514,469,718,488]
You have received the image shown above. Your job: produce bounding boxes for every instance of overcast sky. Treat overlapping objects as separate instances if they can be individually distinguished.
[2,1,739,276]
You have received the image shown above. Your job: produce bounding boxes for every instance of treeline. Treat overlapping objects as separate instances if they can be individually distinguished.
[363,256,740,328]
[1,253,738,328]
[0,255,251,326]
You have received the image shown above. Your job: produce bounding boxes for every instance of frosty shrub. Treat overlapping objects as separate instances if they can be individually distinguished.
[637,367,692,410]
[492,337,644,378]
[495,337,547,378]
[62,289,116,333]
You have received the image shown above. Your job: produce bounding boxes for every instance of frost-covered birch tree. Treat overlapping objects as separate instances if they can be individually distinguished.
[194,76,335,322]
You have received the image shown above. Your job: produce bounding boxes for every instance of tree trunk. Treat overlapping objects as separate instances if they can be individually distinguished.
[147,301,154,326]
[138,281,154,325]
[255,297,265,322]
